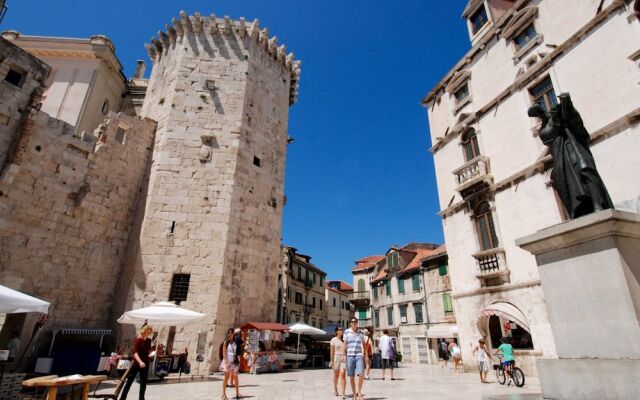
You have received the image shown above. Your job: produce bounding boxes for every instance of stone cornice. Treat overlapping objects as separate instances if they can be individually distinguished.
[451,279,541,300]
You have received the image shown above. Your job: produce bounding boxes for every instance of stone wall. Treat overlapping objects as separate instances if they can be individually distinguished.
[0,37,50,171]
[117,11,300,373]
[0,109,156,329]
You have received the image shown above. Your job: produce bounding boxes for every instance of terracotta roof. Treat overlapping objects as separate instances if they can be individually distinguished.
[352,255,384,272]
[239,322,289,331]
[326,280,353,292]
[370,243,446,282]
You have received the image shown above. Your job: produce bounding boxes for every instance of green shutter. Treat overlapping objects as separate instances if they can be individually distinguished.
[373,286,378,299]
[412,274,420,291]
[413,303,423,323]
[385,280,391,295]
[443,293,453,313]
[387,307,394,325]
[439,263,448,276]
[398,278,405,294]
[313,272,316,284]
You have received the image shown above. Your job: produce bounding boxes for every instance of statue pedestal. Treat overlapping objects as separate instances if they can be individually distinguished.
[516,209,640,400]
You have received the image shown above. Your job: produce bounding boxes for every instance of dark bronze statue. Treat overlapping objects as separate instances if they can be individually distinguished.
[528,93,613,219]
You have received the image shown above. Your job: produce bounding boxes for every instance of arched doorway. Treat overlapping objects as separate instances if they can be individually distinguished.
[478,302,534,350]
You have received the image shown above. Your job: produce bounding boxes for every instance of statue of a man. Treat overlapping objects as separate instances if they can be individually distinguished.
[528,93,613,219]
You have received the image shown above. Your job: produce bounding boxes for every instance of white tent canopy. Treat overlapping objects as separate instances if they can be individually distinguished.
[0,284,50,314]
[287,322,326,336]
[117,301,205,326]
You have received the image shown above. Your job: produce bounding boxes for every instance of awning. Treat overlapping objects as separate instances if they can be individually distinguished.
[427,324,458,338]
[60,328,112,336]
[239,322,289,331]
[0,284,50,314]
[479,302,530,332]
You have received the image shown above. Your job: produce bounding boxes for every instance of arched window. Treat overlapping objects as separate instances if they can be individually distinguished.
[461,129,480,162]
[357,279,365,292]
[475,202,499,250]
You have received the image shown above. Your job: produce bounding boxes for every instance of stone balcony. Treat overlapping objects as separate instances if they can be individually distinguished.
[452,155,493,197]
[473,247,510,287]
[357,317,373,327]
[349,291,370,306]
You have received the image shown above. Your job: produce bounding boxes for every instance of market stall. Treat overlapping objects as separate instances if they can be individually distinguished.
[238,322,289,374]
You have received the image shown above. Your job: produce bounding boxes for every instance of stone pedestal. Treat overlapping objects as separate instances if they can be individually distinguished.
[516,209,640,400]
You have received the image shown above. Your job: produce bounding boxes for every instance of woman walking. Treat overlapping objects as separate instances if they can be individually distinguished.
[329,326,346,398]
[120,324,153,400]
[363,329,373,380]
[221,328,242,400]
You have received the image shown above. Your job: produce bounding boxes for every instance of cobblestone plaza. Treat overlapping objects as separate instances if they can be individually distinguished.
[94,365,541,400]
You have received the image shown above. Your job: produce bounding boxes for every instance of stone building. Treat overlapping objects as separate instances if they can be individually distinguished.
[0,9,300,374]
[2,32,127,136]
[325,280,354,327]
[278,246,327,328]
[368,243,450,364]
[349,255,384,332]
[422,0,640,375]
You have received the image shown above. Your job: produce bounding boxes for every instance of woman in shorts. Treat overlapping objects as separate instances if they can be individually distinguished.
[329,326,347,399]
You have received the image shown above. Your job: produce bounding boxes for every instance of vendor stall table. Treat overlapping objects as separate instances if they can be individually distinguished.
[22,374,106,400]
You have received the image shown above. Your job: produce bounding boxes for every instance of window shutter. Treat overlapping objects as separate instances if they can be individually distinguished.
[398,278,405,294]
[412,274,420,291]
[439,263,448,276]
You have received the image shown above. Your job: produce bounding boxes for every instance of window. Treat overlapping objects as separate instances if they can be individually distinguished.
[529,76,557,113]
[253,156,261,167]
[297,265,302,280]
[386,252,399,268]
[312,297,316,308]
[453,83,470,104]
[320,299,323,310]
[320,276,324,287]
[373,286,378,300]
[514,23,538,51]
[443,293,454,313]
[385,280,392,296]
[358,307,367,319]
[412,274,421,291]
[169,273,190,304]
[439,263,448,276]
[101,99,110,115]
[374,310,380,327]
[470,5,489,34]
[397,278,405,294]
[475,202,500,250]
[461,129,480,162]
[387,306,394,326]
[413,303,424,323]
[333,298,336,307]
[4,68,25,87]
[399,305,408,324]
[287,287,290,299]
[115,127,126,144]
[312,272,316,284]
[358,279,365,292]
[295,292,303,305]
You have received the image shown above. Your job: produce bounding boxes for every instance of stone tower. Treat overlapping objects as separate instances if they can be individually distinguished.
[120,11,300,372]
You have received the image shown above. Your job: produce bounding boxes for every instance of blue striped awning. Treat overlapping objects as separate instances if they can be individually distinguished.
[60,328,112,336]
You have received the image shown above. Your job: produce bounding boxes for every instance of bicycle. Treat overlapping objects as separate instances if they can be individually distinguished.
[494,354,525,387]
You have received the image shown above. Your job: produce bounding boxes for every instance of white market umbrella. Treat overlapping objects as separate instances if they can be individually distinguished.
[118,301,206,373]
[287,322,326,366]
[0,284,50,314]
[117,301,205,325]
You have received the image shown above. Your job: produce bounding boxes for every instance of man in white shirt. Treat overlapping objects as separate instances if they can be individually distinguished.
[343,318,367,400]
[378,329,395,380]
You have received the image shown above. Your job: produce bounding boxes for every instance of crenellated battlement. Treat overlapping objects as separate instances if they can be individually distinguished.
[145,10,301,105]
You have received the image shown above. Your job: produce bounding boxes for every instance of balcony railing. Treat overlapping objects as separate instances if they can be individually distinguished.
[473,248,510,287]
[349,291,370,303]
[452,155,492,194]
[357,317,373,327]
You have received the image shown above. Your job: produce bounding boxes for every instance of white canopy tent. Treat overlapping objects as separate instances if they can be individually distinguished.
[117,301,206,325]
[0,284,50,314]
[117,301,206,376]
[287,322,326,366]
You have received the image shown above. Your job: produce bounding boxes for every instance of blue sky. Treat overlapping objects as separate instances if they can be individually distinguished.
[3,1,471,283]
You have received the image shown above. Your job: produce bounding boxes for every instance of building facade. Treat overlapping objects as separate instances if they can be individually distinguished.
[368,243,454,365]
[279,246,327,328]
[325,280,354,327]
[423,0,640,375]
[349,255,384,332]
[0,9,301,374]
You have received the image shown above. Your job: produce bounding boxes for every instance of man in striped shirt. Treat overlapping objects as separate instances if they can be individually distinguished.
[343,318,367,400]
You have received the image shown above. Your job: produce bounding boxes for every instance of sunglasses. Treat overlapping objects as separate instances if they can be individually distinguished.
[350,320,358,323]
